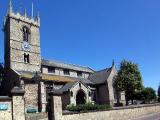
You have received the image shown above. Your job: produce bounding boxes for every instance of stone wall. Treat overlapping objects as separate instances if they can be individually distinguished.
[24,83,39,110]
[50,94,160,120]
[61,92,70,109]
[26,113,48,120]
[0,97,12,120]
[96,85,110,104]
[12,96,25,120]
[0,87,25,120]
[62,105,160,120]
[39,82,47,112]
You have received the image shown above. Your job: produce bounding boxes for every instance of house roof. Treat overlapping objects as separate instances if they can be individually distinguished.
[88,67,112,84]
[41,59,94,73]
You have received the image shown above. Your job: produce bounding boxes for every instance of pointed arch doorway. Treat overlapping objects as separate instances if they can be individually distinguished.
[76,89,86,105]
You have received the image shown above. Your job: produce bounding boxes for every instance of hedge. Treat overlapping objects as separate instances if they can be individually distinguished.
[66,103,111,112]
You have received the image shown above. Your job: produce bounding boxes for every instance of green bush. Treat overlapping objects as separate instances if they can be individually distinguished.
[141,87,157,103]
[66,103,111,112]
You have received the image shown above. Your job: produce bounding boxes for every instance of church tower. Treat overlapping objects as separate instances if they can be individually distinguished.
[3,1,41,72]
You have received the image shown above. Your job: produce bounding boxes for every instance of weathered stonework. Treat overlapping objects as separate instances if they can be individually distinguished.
[96,85,110,104]
[12,96,25,120]
[0,101,12,120]
[0,87,26,120]
[4,10,41,72]
[24,84,38,110]
[62,105,160,120]
[26,113,48,120]
[39,82,47,112]
[11,87,25,120]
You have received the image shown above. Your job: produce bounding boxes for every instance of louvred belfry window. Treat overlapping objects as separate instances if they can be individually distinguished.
[23,26,30,42]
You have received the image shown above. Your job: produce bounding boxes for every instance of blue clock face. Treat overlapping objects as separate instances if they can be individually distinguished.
[22,42,31,52]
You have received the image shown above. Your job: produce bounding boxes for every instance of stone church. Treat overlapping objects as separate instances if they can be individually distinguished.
[1,1,125,112]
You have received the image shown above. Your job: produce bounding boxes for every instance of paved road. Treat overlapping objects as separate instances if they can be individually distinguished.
[133,112,160,120]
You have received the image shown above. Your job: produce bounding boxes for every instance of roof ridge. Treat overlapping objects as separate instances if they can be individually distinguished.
[96,67,112,72]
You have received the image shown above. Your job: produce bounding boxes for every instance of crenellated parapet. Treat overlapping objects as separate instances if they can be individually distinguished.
[3,0,40,27]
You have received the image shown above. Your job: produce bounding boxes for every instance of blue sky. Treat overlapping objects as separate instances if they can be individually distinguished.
[0,0,160,91]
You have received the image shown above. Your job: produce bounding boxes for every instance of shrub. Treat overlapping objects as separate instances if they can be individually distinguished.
[141,87,157,103]
[66,103,111,112]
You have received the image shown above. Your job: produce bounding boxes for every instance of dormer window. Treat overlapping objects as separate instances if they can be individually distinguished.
[63,69,70,75]
[48,67,55,73]
[23,26,30,42]
[77,71,82,77]
[24,53,30,63]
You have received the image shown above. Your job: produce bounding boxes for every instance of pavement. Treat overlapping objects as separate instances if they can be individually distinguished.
[132,112,160,120]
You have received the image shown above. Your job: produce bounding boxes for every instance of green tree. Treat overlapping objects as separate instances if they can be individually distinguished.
[141,87,156,103]
[158,85,160,102]
[114,60,143,105]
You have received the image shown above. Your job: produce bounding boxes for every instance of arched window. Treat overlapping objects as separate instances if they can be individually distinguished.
[23,26,30,42]
[89,91,91,97]
[70,91,73,97]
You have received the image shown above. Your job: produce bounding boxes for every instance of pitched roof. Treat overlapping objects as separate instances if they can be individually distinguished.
[59,80,91,92]
[16,71,74,83]
[59,82,76,92]
[41,59,94,73]
[72,77,95,85]
[88,67,112,84]
[16,70,94,84]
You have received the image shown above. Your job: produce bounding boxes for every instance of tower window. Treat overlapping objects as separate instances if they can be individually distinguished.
[24,53,30,63]
[23,26,30,42]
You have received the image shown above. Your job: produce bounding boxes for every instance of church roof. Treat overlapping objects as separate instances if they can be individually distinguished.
[17,71,75,83]
[59,82,76,92]
[71,77,95,85]
[41,59,94,73]
[16,70,94,84]
[88,67,112,84]
[59,80,91,93]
